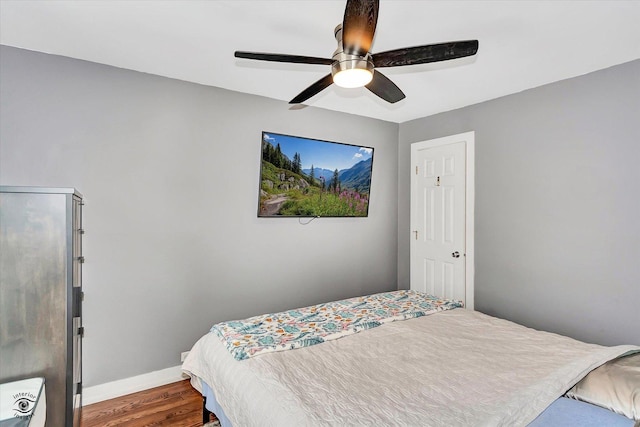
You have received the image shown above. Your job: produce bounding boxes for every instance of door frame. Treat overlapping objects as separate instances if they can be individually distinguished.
[410,131,475,309]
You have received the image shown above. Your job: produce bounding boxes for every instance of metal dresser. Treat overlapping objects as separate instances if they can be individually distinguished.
[0,187,83,427]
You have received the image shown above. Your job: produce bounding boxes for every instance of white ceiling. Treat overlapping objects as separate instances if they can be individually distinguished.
[1,1,639,123]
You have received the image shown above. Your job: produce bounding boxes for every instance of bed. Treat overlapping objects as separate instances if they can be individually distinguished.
[182,290,639,426]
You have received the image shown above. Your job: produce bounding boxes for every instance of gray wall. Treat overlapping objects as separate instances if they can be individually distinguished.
[0,46,399,386]
[398,59,640,346]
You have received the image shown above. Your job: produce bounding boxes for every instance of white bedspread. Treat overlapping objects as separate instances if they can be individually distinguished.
[182,308,638,426]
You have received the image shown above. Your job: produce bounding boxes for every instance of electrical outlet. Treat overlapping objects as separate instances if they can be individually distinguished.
[180,351,190,362]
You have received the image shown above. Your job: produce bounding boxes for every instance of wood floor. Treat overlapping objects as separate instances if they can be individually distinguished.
[81,380,217,426]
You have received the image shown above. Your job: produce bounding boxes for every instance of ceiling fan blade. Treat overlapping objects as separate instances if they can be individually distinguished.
[365,70,405,103]
[372,40,479,68]
[235,51,333,65]
[342,0,379,56]
[289,74,334,104]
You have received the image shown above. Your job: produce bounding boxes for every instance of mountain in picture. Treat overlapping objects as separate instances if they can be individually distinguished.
[302,167,334,182]
[303,158,372,193]
[333,158,373,194]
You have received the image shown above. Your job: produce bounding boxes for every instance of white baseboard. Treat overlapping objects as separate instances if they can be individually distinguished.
[82,365,189,406]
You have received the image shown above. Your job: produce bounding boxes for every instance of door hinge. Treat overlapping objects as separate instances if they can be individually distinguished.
[78,326,85,338]
[413,230,418,240]
[415,165,418,175]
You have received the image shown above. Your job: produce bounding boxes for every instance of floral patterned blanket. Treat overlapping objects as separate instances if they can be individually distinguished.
[211,290,463,361]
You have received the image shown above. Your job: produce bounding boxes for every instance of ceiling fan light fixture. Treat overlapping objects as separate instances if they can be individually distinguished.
[331,53,374,88]
[333,67,373,88]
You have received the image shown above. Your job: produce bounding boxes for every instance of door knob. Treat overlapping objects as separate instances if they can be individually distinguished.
[452,251,460,258]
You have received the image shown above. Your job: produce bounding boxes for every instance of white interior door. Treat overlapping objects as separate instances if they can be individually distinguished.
[410,132,474,308]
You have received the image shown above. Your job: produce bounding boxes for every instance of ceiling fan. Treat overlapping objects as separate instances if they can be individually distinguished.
[234,0,479,105]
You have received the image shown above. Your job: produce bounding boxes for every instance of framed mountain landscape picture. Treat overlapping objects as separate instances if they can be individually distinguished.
[258,132,374,217]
